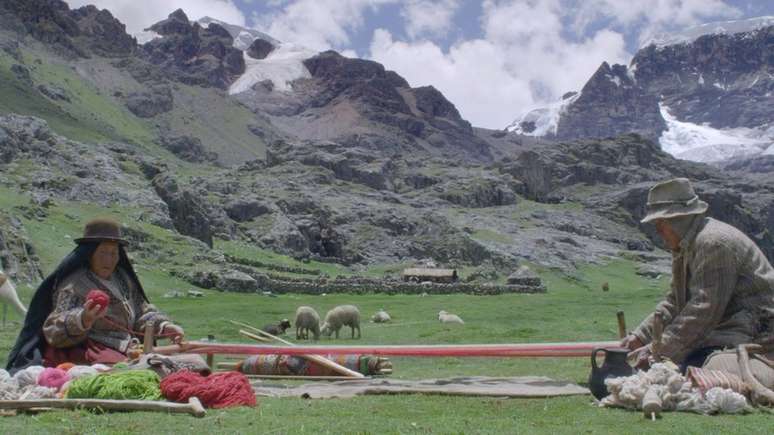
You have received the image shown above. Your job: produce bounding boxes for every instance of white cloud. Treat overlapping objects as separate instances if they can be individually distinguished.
[569,0,742,44]
[252,0,395,52]
[64,0,246,35]
[402,0,461,39]
[371,0,629,128]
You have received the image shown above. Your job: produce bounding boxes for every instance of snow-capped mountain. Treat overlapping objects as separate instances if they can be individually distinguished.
[506,17,774,165]
[641,15,774,48]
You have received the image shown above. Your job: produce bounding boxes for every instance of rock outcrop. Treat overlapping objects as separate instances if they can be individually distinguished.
[141,9,245,89]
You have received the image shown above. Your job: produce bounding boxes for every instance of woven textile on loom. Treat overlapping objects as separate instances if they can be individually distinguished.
[237,354,390,376]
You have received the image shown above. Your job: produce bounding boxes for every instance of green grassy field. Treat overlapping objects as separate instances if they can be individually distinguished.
[2,259,770,434]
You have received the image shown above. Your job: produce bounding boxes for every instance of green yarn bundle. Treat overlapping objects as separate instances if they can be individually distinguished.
[66,369,162,401]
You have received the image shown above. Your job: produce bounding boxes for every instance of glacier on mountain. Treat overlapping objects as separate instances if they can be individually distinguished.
[505,92,580,136]
[229,43,316,94]
[658,104,772,163]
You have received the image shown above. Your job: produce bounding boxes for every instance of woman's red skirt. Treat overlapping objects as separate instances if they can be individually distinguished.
[43,339,127,367]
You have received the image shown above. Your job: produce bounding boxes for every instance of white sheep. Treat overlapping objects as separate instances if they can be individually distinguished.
[438,310,464,324]
[294,306,320,340]
[321,305,361,339]
[371,309,391,323]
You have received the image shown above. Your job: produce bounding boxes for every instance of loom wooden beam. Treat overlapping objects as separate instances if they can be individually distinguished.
[154,340,621,358]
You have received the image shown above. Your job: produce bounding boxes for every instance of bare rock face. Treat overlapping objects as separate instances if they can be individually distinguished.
[159,135,218,163]
[152,174,214,247]
[556,62,665,141]
[247,38,275,60]
[632,26,773,129]
[142,9,245,89]
[0,0,134,58]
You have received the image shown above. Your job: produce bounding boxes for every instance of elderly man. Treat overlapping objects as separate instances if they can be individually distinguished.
[622,178,774,373]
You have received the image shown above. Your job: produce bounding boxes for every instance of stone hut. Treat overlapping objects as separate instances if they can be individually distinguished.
[402,268,458,284]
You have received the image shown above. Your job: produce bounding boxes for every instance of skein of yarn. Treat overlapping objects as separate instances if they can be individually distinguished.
[56,362,76,372]
[67,365,99,379]
[13,365,45,387]
[66,370,162,400]
[160,370,256,409]
[37,367,70,390]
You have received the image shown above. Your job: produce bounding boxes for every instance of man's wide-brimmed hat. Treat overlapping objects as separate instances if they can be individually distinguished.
[74,218,128,245]
[641,178,708,224]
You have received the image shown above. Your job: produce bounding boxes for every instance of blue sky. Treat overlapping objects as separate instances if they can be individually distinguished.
[67,0,773,128]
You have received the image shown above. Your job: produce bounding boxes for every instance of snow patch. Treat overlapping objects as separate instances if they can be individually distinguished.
[134,30,161,45]
[697,74,704,85]
[642,16,774,49]
[505,92,580,136]
[229,43,317,94]
[606,75,621,87]
[658,104,773,163]
[196,17,279,50]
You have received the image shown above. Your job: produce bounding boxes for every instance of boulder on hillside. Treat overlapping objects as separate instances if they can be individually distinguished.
[247,38,275,60]
[225,198,272,222]
[125,86,173,118]
[160,135,218,163]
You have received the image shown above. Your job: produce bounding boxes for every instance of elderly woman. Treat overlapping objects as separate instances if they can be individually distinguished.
[6,218,184,372]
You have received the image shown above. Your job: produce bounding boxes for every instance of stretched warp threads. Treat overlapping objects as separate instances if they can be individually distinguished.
[37,367,70,390]
[66,370,162,401]
[160,370,256,409]
[238,354,391,376]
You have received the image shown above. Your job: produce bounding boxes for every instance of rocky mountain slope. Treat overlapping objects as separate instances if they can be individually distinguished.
[1,2,772,294]
[508,17,773,165]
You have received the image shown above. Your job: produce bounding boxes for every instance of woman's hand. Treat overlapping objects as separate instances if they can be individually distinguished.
[81,299,107,329]
[162,324,185,344]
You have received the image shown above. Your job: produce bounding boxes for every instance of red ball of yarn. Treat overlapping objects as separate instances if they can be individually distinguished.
[86,289,110,310]
[160,370,256,409]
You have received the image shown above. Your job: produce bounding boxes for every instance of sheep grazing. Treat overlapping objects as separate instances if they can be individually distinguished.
[438,310,464,324]
[371,309,391,323]
[261,318,292,336]
[321,305,361,339]
[295,306,320,340]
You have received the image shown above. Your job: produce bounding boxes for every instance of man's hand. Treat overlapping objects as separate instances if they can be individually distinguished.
[81,299,107,329]
[628,344,652,370]
[162,324,185,344]
[620,334,643,351]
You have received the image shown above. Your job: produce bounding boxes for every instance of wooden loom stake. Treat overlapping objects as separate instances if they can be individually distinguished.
[616,311,627,339]
[651,312,663,363]
[143,322,154,354]
[229,320,270,341]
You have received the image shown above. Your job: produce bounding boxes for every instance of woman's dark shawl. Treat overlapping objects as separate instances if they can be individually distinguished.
[5,243,148,373]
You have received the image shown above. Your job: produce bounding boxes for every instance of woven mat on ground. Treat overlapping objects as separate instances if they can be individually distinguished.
[251,376,588,399]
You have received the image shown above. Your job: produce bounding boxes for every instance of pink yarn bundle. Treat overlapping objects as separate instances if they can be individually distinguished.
[37,367,70,391]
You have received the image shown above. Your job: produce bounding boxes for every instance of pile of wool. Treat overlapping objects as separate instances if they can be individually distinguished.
[600,362,750,414]
[0,368,57,400]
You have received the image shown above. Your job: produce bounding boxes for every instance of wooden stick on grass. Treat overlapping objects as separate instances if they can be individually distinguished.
[0,397,206,418]
[235,320,365,378]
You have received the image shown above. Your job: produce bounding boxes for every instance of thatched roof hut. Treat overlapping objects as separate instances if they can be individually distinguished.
[402,268,458,283]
